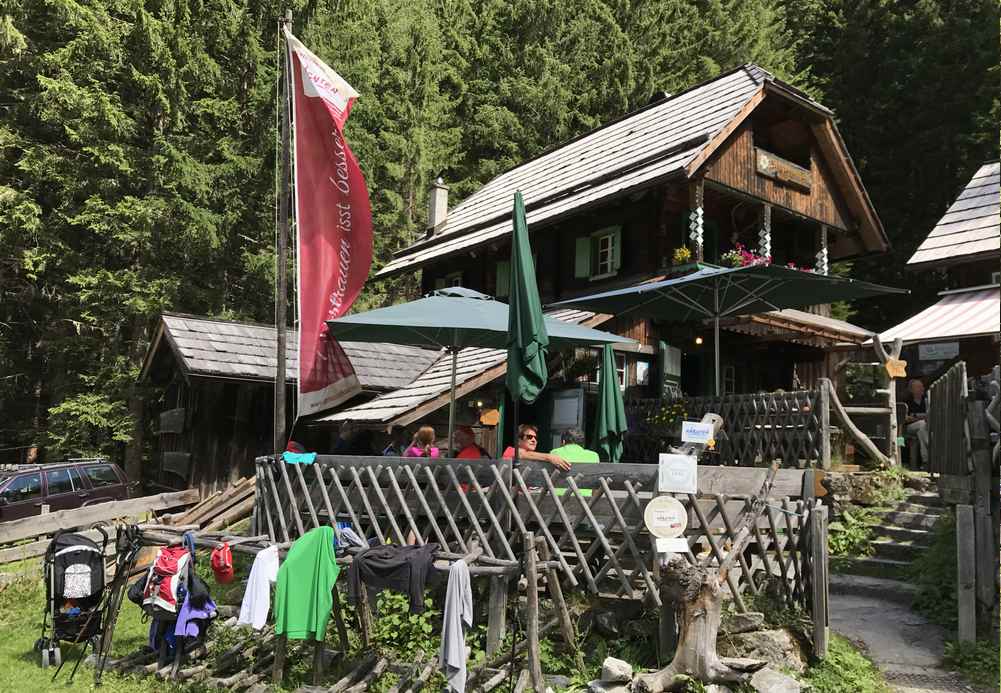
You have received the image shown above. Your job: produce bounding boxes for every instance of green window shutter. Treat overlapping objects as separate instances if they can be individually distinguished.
[612,227,622,271]
[496,260,510,297]
[574,236,591,278]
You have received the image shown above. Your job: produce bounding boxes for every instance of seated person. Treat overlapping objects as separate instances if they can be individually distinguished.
[550,428,598,496]
[403,425,440,458]
[502,424,571,471]
[382,425,408,456]
[904,378,928,466]
[453,425,490,459]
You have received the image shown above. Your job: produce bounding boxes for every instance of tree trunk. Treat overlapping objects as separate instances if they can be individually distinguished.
[634,556,764,692]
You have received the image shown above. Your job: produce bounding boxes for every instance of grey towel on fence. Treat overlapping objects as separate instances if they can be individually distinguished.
[439,559,473,693]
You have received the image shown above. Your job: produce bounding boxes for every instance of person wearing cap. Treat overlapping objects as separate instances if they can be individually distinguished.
[453,426,490,459]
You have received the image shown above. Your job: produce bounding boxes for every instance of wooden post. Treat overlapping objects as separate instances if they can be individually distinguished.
[815,224,829,275]
[357,582,374,648]
[312,638,325,685]
[486,576,508,657]
[872,336,903,465]
[819,379,832,469]
[758,203,772,258]
[331,586,350,653]
[688,177,704,262]
[810,502,829,657]
[537,536,583,669]
[966,400,996,625]
[272,634,287,684]
[523,532,544,691]
[956,504,976,643]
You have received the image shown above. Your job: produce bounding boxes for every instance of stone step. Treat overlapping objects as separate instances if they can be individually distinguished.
[889,501,947,515]
[834,556,912,580]
[871,509,941,530]
[905,492,942,507]
[872,525,934,544]
[829,573,918,606]
[872,539,925,562]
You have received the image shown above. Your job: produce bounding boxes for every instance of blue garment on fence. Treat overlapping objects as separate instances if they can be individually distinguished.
[175,592,217,638]
[282,451,318,465]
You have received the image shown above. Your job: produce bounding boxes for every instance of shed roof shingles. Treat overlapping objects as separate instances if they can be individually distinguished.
[160,314,439,391]
[908,161,1000,266]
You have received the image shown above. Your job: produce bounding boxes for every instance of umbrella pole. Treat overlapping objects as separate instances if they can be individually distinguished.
[714,283,721,397]
[448,348,458,455]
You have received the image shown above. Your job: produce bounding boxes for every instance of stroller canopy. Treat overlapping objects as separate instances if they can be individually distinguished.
[49,532,105,600]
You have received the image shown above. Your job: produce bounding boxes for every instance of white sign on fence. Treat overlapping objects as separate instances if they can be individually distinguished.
[658,453,698,494]
[653,536,690,554]
[644,495,689,538]
[681,420,714,444]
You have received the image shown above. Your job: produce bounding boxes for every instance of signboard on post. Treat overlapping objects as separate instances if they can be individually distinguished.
[658,453,698,494]
[644,495,688,538]
[681,421,714,445]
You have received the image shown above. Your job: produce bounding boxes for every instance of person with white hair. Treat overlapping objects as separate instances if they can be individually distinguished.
[904,378,928,466]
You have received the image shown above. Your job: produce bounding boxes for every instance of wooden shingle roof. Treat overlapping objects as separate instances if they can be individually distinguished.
[908,161,1000,267]
[142,313,440,392]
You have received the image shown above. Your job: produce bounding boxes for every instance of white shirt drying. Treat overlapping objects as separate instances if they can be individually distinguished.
[238,544,280,629]
[439,559,473,693]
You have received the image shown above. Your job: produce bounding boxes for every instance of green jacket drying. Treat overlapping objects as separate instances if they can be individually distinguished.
[274,526,340,639]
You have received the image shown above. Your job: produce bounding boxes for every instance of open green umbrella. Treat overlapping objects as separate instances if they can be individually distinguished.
[594,344,628,462]
[326,287,632,452]
[506,191,549,405]
[552,262,907,396]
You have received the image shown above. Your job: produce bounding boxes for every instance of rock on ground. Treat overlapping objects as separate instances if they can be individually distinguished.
[750,667,806,693]
[601,656,633,683]
[717,628,807,674]
[720,611,765,635]
[587,680,630,693]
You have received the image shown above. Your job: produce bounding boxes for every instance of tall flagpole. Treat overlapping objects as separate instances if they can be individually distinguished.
[274,9,293,457]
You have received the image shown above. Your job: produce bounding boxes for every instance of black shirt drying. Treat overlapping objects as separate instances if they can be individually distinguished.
[348,543,439,613]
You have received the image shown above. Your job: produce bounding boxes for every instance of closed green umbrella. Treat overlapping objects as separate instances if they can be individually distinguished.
[505,191,549,405]
[594,344,628,463]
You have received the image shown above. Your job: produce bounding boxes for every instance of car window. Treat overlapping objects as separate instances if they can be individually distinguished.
[85,465,120,488]
[67,466,83,491]
[2,473,42,503]
[46,468,74,495]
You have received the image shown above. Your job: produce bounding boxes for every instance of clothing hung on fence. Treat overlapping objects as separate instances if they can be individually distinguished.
[175,592,217,638]
[274,526,340,640]
[439,559,473,693]
[348,542,438,613]
[238,544,280,630]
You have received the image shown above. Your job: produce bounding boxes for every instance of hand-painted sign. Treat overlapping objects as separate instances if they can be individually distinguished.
[644,495,688,539]
[658,453,698,494]
[681,421,714,445]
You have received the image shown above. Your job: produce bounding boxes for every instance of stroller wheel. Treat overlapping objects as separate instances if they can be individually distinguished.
[40,648,49,668]
[51,646,62,668]
[33,637,47,652]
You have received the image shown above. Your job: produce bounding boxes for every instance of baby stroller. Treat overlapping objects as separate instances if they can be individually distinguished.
[36,527,109,670]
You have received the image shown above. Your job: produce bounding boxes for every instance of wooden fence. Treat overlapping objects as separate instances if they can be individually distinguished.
[254,455,829,654]
[625,388,828,467]
[928,361,969,478]
[927,362,1000,642]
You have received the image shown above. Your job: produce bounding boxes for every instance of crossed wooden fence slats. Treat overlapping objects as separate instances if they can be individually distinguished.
[254,456,825,623]
[625,390,824,466]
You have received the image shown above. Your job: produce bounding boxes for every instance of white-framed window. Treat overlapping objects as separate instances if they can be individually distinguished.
[574,225,622,281]
[592,351,627,390]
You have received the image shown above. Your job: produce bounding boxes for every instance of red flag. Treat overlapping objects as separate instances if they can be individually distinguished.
[286,30,373,415]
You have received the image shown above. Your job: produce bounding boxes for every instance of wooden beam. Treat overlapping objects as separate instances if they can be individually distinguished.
[956,504,976,642]
[0,489,198,544]
[684,87,766,178]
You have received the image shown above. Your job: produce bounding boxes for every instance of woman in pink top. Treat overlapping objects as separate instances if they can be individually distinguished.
[402,426,440,458]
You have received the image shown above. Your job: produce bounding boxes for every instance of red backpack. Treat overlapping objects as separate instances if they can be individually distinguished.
[142,546,191,616]
[210,543,234,584]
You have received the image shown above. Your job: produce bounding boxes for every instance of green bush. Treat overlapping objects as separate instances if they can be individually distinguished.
[908,512,957,629]
[828,507,876,557]
[943,639,1000,687]
[804,634,891,693]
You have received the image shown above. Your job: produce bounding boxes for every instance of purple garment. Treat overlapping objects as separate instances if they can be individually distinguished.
[174,593,217,638]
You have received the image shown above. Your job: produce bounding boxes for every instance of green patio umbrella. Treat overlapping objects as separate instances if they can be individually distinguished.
[505,191,549,405]
[551,262,907,396]
[593,344,628,463]
[326,287,632,452]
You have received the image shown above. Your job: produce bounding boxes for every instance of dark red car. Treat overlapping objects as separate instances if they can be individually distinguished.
[0,459,129,522]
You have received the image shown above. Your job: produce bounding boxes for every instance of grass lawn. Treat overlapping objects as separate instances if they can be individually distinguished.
[0,573,183,692]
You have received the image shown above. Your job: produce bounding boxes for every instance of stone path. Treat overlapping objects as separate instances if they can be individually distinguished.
[829,583,988,693]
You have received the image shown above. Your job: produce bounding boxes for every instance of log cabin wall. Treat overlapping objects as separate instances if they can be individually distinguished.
[704,122,851,233]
